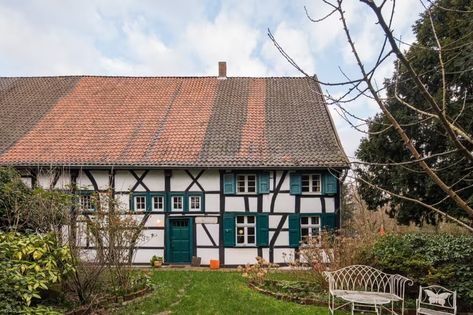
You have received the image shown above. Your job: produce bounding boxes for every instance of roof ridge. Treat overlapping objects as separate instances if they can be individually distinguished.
[0,75,312,79]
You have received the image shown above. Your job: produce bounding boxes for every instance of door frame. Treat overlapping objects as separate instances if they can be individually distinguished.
[165,217,194,264]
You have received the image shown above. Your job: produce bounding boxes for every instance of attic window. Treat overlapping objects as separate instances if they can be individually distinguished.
[301,174,321,193]
[236,174,256,194]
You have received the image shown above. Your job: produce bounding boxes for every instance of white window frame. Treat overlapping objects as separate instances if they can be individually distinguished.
[189,195,201,211]
[134,195,146,211]
[152,195,164,211]
[235,215,256,246]
[79,194,94,211]
[236,174,257,194]
[171,195,184,211]
[300,216,321,241]
[301,174,322,194]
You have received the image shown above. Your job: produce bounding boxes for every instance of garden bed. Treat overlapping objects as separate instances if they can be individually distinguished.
[249,279,328,306]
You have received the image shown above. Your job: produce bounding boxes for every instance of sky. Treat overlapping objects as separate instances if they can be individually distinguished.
[0,0,425,158]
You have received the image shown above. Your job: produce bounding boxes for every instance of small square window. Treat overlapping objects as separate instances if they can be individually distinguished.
[236,174,257,194]
[80,195,94,211]
[237,216,245,223]
[152,196,164,211]
[300,174,321,194]
[134,196,146,211]
[235,215,256,246]
[300,215,321,241]
[172,196,183,211]
[190,195,201,211]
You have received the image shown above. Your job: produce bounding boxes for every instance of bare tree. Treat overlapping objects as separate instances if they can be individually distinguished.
[269,0,473,231]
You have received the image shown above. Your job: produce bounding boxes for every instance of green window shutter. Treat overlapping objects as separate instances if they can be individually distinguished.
[322,214,336,230]
[183,192,189,212]
[257,172,270,194]
[223,213,236,247]
[289,174,302,195]
[146,193,152,212]
[223,173,236,195]
[256,213,269,247]
[323,173,338,195]
[288,214,301,248]
[129,194,134,211]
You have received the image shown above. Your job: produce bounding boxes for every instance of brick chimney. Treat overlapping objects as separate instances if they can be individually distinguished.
[218,61,227,79]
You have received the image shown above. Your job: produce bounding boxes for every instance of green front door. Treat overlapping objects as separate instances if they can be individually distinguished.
[167,218,193,263]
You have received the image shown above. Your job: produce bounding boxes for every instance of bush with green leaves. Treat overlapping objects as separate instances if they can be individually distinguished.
[0,231,74,313]
[361,233,473,310]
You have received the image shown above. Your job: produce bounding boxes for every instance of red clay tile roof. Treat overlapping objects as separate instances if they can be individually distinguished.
[0,76,348,168]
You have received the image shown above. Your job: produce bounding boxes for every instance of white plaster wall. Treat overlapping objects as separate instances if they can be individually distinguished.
[225,248,258,265]
[225,197,245,211]
[276,171,290,191]
[275,231,289,246]
[262,248,270,261]
[134,249,164,264]
[300,198,323,213]
[325,198,335,213]
[196,248,219,265]
[269,215,288,228]
[261,194,271,212]
[37,173,53,189]
[76,171,94,190]
[170,170,192,191]
[90,170,109,190]
[21,177,33,188]
[204,194,219,212]
[54,172,71,189]
[80,249,97,262]
[248,197,258,212]
[142,170,165,191]
[274,248,294,264]
[196,223,219,246]
[273,194,293,212]
[140,230,164,247]
[114,170,138,192]
[115,193,130,209]
[196,169,220,191]
[144,214,165,227]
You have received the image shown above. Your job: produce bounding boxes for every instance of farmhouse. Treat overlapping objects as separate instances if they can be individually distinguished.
[0,62,349,266]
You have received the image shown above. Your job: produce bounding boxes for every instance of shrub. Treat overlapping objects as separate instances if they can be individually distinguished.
[238,257,278,285]
[361,233,473,310]
[0,232,74,313]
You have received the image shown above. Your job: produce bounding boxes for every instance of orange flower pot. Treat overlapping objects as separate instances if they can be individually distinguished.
[209,259,220,269]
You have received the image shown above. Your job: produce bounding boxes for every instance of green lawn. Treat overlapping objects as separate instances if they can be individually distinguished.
[114,270,332,315]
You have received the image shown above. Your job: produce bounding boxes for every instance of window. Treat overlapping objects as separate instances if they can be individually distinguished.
[134,195,146,211]
[236,215,256,246]
[189,195,201,211]
[300,216,320,240]
[301,174,321,193]
[152,195,164,211]
[172,195,183,211]
[79,194,94,211]
[236,174,256,194]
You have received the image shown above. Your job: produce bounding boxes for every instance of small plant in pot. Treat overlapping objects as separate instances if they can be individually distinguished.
[150,255,163,268]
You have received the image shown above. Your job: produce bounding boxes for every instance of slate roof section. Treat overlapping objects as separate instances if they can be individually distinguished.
[0,76,349,168]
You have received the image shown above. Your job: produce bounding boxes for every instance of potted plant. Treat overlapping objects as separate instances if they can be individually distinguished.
[150,255,163,268]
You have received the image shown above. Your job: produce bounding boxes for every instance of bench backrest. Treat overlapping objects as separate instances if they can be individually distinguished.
[417,285,456,315]
[323,265,412,299]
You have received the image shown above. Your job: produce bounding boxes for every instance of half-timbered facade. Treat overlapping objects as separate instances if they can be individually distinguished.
[0,64,349,266]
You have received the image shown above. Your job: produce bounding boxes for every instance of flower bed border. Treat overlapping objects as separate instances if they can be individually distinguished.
[248,281,327,306]
[65,287,153,315]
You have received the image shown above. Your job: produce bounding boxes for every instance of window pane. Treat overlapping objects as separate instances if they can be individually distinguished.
[311,216,319,224]
[301,228,309,237]
[237,184,246,192]
[311,227,319,236]
[237,216,244,224]
[247,186,256,193]
[247,216,255,224]
[247,175,256,182]
[301,217,308,225]
[312,175,321,192]
[248,235,255,244]
[237,227,245,235]
[237,236,245,244]
[247,227,255,235]
[301,175,310,192]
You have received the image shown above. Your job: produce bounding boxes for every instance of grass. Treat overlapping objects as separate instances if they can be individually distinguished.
[114,270,334,315]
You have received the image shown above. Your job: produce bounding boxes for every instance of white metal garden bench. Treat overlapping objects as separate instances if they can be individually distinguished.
[323,265,413,315]
[416,285,456,315]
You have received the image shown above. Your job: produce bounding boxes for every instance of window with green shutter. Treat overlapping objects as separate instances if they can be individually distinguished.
[288,214,301,247]
[256,214,269,247]
[130,192,150,211]
[223,173,236,194]
[257,172,270,194]
[289,174,302,195]
[223,213,236,247]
